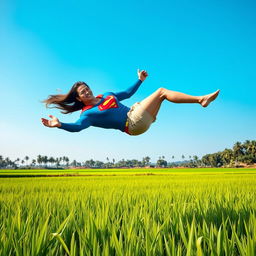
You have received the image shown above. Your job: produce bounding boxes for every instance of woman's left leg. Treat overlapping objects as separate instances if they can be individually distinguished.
[139,87,220,119]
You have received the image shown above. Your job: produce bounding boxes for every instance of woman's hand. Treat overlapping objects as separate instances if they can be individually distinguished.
[41,115,61,128]
[137,69,148,82]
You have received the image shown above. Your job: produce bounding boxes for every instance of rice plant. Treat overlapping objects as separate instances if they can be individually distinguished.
[0,170,256,255]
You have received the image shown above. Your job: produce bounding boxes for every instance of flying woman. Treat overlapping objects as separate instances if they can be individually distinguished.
[41,69,220,136]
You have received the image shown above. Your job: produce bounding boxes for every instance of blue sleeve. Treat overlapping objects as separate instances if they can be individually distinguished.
[113,79,142,101]
[58,115,91,132]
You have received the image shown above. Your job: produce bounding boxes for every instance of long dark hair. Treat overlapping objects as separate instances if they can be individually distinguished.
[43,81,89,114]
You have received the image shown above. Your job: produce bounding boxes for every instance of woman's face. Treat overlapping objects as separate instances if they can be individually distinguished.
[76,85,94,103]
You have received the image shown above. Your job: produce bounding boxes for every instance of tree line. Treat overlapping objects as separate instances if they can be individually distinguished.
[0,140,255,169]
[200,140,256,167]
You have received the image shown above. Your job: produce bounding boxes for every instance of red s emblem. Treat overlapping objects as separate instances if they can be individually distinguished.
[98,95,118,111]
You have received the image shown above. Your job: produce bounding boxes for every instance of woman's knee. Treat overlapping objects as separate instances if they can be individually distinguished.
[156,87,167,100]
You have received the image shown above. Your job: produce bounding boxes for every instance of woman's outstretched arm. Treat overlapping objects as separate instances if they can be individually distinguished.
[41,115,61,128]
[41,115,91,132]
[114,69,148,101]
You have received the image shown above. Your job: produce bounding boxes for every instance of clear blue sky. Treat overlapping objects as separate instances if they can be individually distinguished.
[0,0,255,163]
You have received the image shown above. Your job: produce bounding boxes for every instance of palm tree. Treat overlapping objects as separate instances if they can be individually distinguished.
[24,156,29,166]
[48,157,55,167]
[193,155,199,166]
[89,159,95,168]
[201,154,210,167]
[233,142,244,164]
[42,156,48,168]
[59,157,63,166]
[157,158,167,168]
[105,157,110,168]
[37,155,43,167]
[146,156,151,165]
[31,159,36,167]
[65,156,69,167]
[221,149,233,166]
[71,160,77,167]
[142,156,151,166]
[15,158,20,167]
[244,140,256,158]
[250,141,256,163]
[62,156,66,166]
[55,157,59,168]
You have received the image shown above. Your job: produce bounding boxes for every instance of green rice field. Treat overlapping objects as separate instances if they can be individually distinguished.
[1,168,256,255]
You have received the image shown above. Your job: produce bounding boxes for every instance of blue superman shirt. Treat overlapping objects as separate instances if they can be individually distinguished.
[58,80,142,133]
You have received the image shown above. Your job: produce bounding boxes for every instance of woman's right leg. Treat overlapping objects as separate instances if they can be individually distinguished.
[140,88,220,119]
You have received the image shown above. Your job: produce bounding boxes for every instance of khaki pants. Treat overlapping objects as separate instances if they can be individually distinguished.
[126,102,155,136]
